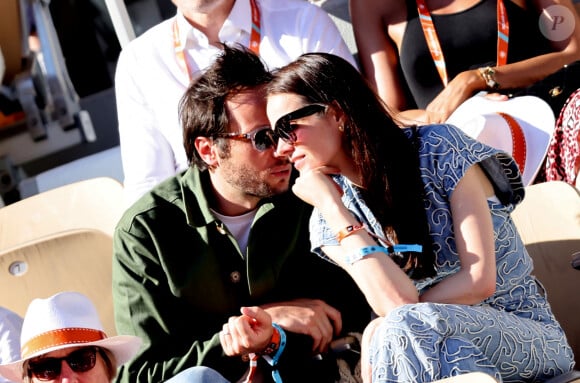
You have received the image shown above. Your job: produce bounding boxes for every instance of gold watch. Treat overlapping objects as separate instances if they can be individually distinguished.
[478,66,500,90]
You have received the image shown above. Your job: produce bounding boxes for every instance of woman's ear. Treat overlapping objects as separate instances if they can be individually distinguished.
[329,100,347,126]
[195,137,219,168]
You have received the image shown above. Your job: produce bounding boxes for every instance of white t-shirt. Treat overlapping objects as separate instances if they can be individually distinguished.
[211,208,258,256]
[115,0,357,206]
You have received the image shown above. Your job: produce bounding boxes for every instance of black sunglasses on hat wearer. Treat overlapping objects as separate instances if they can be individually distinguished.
[215,126,278,152]
[273,104,328,144]
[27,347,104,381]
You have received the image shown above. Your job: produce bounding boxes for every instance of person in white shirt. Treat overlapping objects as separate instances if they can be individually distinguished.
[0,307,22,383]
[115,0,356,206]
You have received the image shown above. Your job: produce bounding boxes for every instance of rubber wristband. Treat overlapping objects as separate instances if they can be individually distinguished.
[389,244,423,253]
[336,224,365,243]
[271,369,283,383]
[262,323,286,366]
[345,244,423,265]
[262,324,281,356]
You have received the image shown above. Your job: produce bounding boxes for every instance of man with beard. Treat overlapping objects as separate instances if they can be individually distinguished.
[112,45,370,383]
[116,0,357,207]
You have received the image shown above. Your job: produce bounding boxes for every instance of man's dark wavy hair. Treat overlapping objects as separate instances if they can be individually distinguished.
[179,44,272,170]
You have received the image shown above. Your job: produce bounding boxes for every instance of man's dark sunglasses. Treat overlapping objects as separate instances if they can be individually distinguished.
[215,126,278,152]
[273,104,327,144]
[27,347,100,381]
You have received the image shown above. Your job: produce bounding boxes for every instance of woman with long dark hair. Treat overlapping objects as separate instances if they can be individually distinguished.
[265,52,575,382]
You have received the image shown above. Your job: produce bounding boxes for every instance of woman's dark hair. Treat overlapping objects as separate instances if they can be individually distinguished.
[179,44,273,170]
[267,53,435,279]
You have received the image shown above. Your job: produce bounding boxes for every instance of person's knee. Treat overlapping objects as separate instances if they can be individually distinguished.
[378,303,450,337]
[362,316,383,349]
[165,366,230,383]
[388,302,441,319]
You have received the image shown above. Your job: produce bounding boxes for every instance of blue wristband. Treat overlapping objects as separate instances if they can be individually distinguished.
[262,323,286,383]
[390,244,423,254]
[345,244,423,265]
[262,323,286,366]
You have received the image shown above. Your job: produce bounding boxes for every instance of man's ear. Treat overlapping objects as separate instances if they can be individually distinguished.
[195,137,219,168]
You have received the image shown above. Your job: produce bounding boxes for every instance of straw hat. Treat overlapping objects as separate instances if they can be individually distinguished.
[0,292,141,382]
[446,94,555,185]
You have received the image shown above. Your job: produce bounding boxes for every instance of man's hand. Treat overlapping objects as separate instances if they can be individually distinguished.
[261,298,342,354]
[220,306,273,356]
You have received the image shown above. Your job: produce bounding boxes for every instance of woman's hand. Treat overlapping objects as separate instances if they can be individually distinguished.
[292,166,343,212]
[396,88,509,126]
[425,69,494,123]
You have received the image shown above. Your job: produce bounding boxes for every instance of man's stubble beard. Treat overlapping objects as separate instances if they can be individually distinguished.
[219,157,290,199]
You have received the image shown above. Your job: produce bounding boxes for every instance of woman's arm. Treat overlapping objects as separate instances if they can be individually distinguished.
[427,0,580,121]
[419,164,497,304]
[494,0,580,88]
[354,0,580,123]
[292,167,419,317]
[427,3,579,119]
[350,0,411,111]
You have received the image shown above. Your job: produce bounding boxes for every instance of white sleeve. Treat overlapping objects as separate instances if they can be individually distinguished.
[115,46,176,207]
[259,0,358,70]
[0,307,22,370]
[297,4,358,70]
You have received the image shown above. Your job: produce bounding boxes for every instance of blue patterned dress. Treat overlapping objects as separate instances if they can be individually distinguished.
[309,124,575,382]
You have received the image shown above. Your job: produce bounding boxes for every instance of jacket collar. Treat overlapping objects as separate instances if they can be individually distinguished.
[181,167,276,229]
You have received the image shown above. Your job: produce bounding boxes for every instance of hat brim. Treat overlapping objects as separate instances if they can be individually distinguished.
[446,94,555,185]
[0,335,141,382]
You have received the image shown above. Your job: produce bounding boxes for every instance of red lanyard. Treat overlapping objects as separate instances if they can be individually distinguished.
[248,0,261,54]
[173,0,262,82]
[416,0,509,86]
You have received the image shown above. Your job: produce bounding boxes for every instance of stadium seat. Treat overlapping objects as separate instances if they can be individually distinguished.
[0,177,125,335]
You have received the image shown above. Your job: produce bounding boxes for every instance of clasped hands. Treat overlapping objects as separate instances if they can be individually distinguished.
[220,298,342,357]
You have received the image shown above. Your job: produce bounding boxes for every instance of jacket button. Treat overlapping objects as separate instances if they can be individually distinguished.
[230,271,241,283]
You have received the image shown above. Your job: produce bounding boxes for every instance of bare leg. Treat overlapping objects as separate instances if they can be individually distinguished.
[361,316,382,383]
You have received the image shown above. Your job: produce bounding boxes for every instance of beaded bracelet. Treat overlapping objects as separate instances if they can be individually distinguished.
[336,224,365,243]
